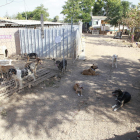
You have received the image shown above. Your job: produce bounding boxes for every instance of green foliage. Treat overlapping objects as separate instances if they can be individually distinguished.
[21,11,34,20]
[92,0,105,16]
[15,4,49,21]
[53,16,59,22]
[79,0,95,22]
[61,0,95,23]
[32,4,49,20]
[61,0,81,22]
[104,0,123,26]
[16,13,25,20]
[121,1,130,18]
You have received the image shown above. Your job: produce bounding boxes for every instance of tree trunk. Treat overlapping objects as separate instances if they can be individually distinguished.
[122,24,124,33]
[132,27,135,43]
[118,23,120,32]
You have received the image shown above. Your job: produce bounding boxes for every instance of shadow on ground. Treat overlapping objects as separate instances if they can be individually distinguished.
[0,55,140,139]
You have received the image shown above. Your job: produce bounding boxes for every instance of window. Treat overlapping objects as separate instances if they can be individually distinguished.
[93,20,98,25]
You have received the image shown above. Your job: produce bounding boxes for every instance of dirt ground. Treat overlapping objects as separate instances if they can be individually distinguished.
[0,34,140,140]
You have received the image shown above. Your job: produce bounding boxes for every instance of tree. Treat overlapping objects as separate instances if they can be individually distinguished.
[104,0,123,28]
[32,4,49,21]
[16,13,25,20]
[61,0,81,23]
[79,0,95,22]
[92,0,105,16]
[121,1,130,32]
[53,16,59,22]
[22,11,34,20]
[122,3,140,42]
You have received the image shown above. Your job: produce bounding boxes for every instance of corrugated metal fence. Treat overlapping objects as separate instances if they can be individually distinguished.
[19,23,82,59]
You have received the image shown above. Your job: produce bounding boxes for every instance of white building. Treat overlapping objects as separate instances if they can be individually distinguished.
[91,16,128,32]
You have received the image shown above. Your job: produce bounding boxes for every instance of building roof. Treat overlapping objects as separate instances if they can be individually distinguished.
[0,18,63,27]
[92,16,107,20]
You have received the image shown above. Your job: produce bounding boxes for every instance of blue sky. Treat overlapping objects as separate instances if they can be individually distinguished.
[0,0,139,20]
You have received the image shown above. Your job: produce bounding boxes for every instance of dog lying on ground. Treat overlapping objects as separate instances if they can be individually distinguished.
[52,58,67,72]
[73,83,83,96]
[0,65,15,79]
[81,64,99,76]
[25,58,42,76]
[24,53,38,62]
[112,89,131,111]
[8,67,36,89]
[112,54,118,68]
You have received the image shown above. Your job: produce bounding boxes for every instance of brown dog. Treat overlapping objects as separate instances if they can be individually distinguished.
[82,64,99,76]
[73,83,83,96]
[0,65,15,78]
[25,58,42,76]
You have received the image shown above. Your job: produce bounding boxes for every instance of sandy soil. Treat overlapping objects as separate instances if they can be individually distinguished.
[0,34,140,140]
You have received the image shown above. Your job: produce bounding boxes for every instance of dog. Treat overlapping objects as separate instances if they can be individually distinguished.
[112,54,118,68]
[82,64,99,76]
[73,83,83,96]
[0,65,15,79]
[53,58,67,72]
[112,89,131,111]
[8,67,36,89]
[24,53,38,62]
[25,58,42,76]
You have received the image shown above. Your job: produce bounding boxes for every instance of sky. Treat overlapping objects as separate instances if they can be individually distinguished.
[0,0,139,20]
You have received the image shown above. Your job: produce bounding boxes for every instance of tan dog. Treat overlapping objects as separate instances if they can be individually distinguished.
[0,65,15,78]
[82,64,99,76]
[25,58,42,76]
[73,83,83,96]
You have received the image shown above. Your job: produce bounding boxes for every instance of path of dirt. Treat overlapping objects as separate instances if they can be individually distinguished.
[0,34,140,140]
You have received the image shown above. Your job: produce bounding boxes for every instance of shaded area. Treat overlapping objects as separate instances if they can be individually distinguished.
[0,34,140,139]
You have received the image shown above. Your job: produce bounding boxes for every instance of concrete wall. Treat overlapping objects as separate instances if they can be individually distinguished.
[0,28,20,57]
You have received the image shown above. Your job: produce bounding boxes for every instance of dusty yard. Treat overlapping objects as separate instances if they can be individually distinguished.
[0,34,140,140]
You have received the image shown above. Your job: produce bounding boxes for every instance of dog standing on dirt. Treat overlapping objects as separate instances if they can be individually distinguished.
[24,53,38,62]
[8,67,36,89]
[25,58,42,76]
[53,58,67,72]
[82,64,99,76]
[112,54,118,68]
[73,83,83,96]
[112,89,131,111]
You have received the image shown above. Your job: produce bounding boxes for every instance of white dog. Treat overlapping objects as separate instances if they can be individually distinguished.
[8,68,36,89]
[112,54,118,68]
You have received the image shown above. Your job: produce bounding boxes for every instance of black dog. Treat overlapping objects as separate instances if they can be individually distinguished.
[112,89,131,111]
[25,53,38,62]
[53,58,67,72]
